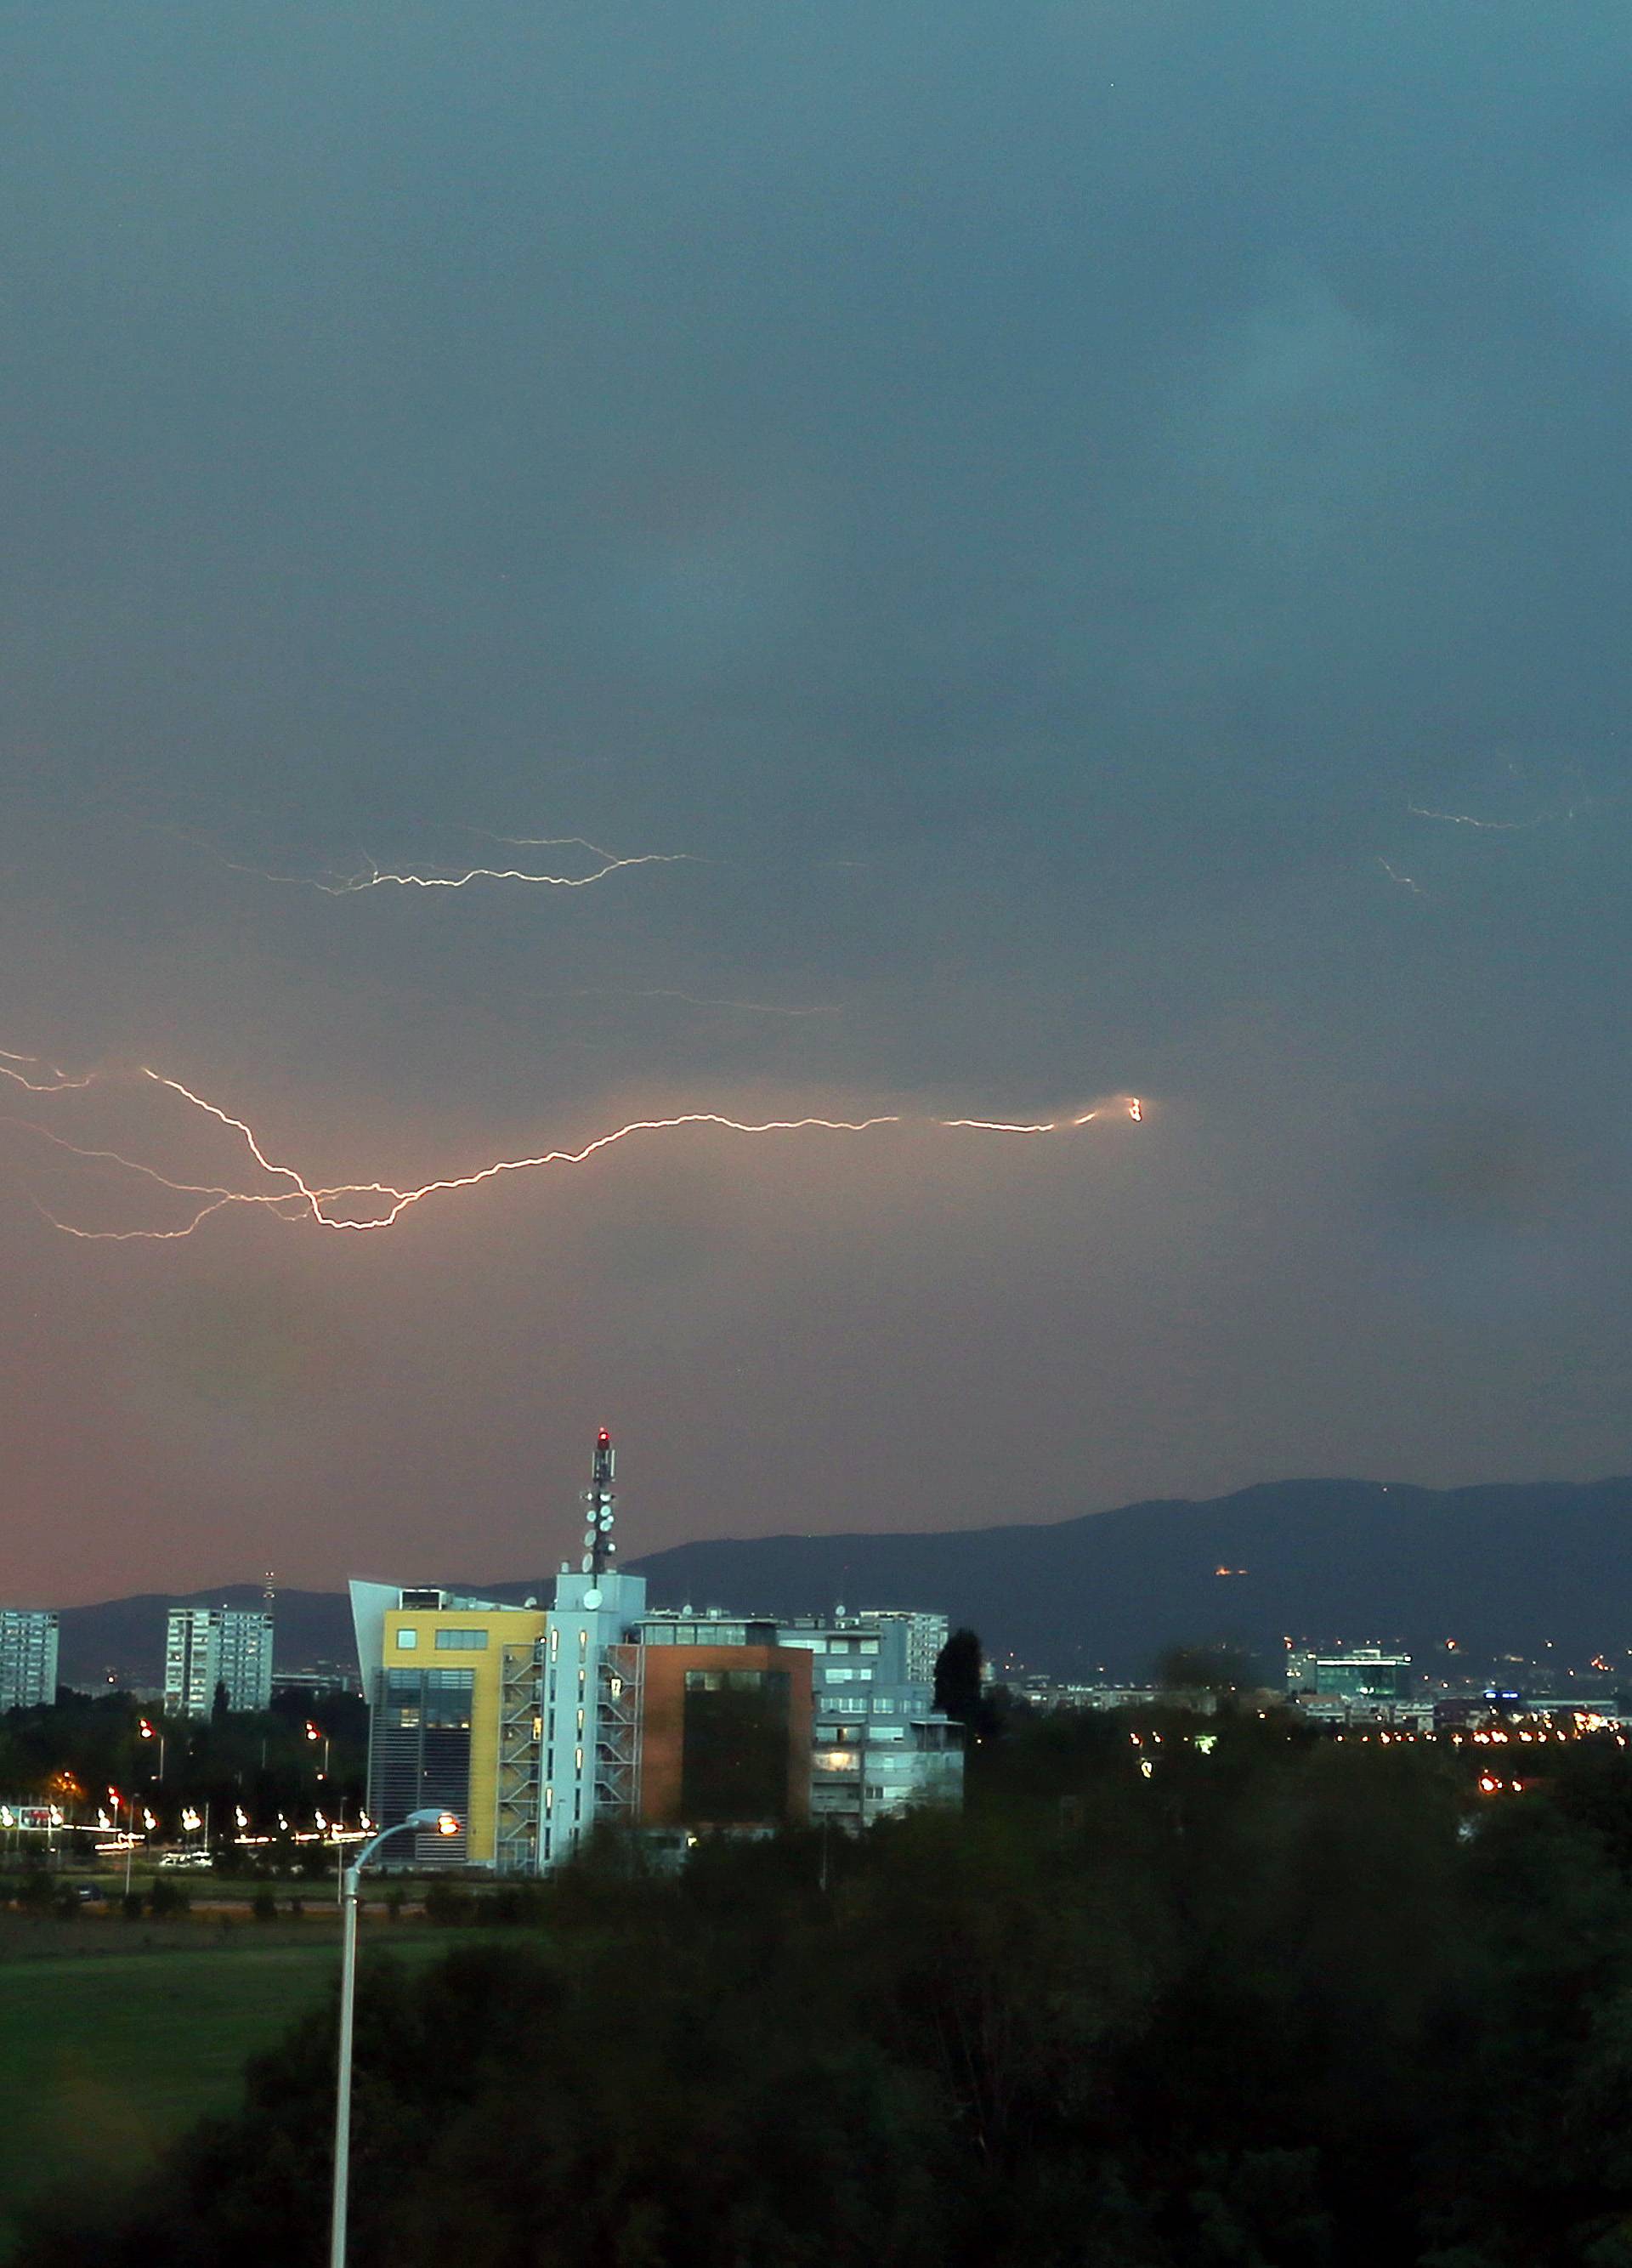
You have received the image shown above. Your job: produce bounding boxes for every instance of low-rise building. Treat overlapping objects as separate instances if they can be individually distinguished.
[771,1613,961,1829]
[350,1434,962,1868]
[352,1572,817,1869]
[1286,1645,1413,1702]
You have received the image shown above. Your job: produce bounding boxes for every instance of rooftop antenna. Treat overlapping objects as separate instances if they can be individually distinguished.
[581,1426,617,1581]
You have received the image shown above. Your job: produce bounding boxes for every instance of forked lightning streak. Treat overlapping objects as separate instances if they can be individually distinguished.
[1,1053,1142,1241]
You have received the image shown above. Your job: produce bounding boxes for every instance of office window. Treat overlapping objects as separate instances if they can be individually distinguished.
[434,1628,489,1651]
[860,1640,880,1655]
[395,1629,419,1650]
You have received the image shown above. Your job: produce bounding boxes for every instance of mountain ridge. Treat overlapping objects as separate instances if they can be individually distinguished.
[45,1475,1632,1687]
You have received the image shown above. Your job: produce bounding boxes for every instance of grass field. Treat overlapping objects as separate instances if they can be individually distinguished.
[0,1919,473,2260]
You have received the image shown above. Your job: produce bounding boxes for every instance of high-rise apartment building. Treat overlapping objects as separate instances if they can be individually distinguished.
[0,1610,59,1711]
[164,1607,275,1718]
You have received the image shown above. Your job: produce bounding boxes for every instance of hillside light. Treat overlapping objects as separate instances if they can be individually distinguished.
[330,1808,460,2268]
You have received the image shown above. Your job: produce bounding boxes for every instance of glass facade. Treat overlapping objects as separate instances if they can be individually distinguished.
[370,1667,474,1855]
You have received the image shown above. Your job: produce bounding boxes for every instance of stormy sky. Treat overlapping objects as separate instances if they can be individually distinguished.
[3,4,1630,1606]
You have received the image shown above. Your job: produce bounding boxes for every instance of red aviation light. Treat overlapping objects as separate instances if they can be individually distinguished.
[598,1428,610,1445]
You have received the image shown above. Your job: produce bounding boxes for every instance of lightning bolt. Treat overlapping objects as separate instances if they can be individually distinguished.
[235,849,697,895]
[165,817,698,896]
[1407,803,1551,832]
[1377,858,1425,897]
[0,1049,96,1094]
[2,1055,1143,1240]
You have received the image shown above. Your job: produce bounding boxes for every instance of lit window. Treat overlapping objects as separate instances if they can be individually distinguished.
[395,1629,419,1651]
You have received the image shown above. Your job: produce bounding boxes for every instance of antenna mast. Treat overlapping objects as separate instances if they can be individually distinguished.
[581,1427,617,1579]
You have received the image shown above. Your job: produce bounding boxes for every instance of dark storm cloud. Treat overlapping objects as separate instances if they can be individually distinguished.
[2,3,1629,1597]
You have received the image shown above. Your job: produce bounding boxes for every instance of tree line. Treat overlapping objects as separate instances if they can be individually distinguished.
[20,1696,1632,2265]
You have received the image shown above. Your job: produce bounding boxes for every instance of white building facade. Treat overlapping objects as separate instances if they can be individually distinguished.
[164,1607,275,1718]
[768,1612,961,1830]
[0,1610,59,1711]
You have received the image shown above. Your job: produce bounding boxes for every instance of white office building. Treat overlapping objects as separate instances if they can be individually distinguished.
[0,1610,59,1711]
[773,1611,963,1829]
[164,1607,275,1718]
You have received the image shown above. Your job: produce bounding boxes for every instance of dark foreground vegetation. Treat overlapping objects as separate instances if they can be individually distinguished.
[21,1712,1632,2268]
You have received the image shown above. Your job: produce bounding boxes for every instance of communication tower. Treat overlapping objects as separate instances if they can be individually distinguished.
[581,1426,617,1581]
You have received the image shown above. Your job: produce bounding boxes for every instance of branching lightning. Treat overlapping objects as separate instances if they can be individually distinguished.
[0,1048,96,1095]
[175,817,698,896]
[1,1052,1143,1241]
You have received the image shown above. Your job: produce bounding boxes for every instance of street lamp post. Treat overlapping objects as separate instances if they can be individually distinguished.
[329,1807,458,2268]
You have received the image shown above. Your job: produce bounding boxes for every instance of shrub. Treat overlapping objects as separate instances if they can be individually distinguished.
[422,1880,476,1927]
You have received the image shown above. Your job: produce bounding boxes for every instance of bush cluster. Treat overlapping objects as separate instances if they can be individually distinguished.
[20,1715,1632,2266]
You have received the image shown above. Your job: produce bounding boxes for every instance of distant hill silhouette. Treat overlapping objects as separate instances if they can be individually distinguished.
[626,1477,1632,1679]
[51,1477,1632,1687]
